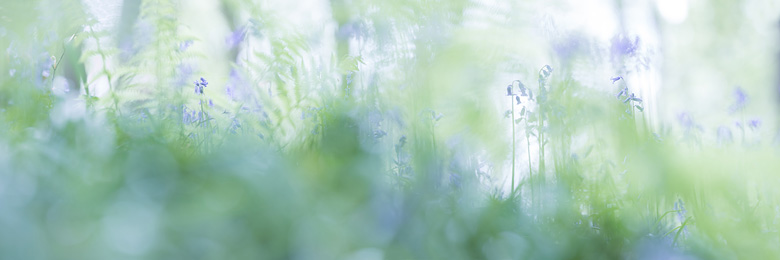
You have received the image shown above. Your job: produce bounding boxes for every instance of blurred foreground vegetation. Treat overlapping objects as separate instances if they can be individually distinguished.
[1,0,780,259]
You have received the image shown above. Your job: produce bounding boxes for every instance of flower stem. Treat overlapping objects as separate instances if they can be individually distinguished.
[511,95,516,194]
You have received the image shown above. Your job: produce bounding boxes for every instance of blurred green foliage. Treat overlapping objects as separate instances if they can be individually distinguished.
[1,0,779,259]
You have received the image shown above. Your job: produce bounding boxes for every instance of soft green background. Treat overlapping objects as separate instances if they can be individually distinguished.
[1,0,779,259]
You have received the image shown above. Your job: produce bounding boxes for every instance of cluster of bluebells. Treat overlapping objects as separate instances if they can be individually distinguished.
[506,80,533,105]
[537,65,553,103]
[677,112,703,132]
[194,77,208,94]
[673,199,690,237]
[613,76,644,112]
[610,34,640,58]
[182,106,205,125]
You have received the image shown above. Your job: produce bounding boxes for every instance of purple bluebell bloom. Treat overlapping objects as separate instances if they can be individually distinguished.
[179,40,193,52]
[37,53,55,84]
[194,77,208,94]
[539,65,553,81]
[616,87,627,98]
[677,112,694,129]
[226,69,249,101]
[373,129,387,139]
[611,34,640,58]
[730,87,748,113]
[717,126,733,144]
[551,35,584,64]
[336,22,364,40]
[516,96,521,105]
[226,26,247,48]
[623,93,635,103]
[749,118,761,129]
[611,76,622,84]
[174,63,194,86]
[506,85,513,96]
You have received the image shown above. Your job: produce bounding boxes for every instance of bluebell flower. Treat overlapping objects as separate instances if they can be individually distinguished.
[449,173,462,188]
[373,129,387,139]
[336,22,363,40]
[182,106,196,124]
[539,65,553,81]
[677,112,694,129]
[611,34,640,58]
[194,77,208,94]
[551,35,584,64]
[616,87,627,98]
[226,26,247,48]
[717,126,733,144]
[673,199,688,237]
[226,69,249,101]
[432,111,443,121]
[623,93,635,103]
[506,84,513,96]
[749,118,761,129]
[516,96,521,105]
[630,93,642,103]
[611,76,622,84]
[174,63,194,86]
[179,40,193,52]
[37,53,55,83]
[729,87,747,113]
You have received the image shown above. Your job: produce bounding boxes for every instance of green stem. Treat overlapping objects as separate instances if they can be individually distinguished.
[525,112,534,205]
[511,96,516,194]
